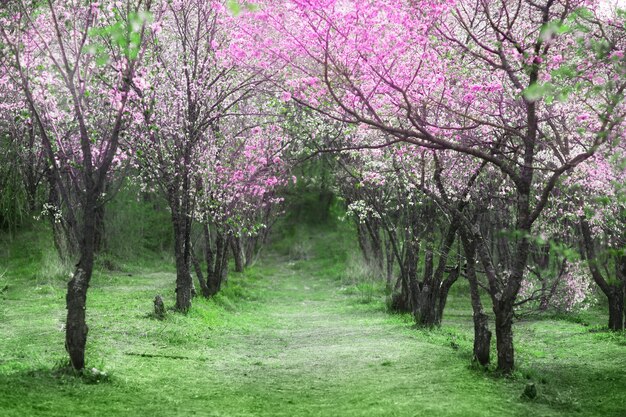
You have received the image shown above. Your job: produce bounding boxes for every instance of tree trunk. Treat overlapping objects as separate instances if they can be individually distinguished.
[364,219,384,275]
[190,244,210,298]
[461,233,491,365]
[203,223,215,279]
[390,273,412,313]
[65,193,96,371]
[206,231,227,296]
[414,268,459,327]
[218,234,230,283]
[607,287,625,331]
[172,212,193,312]
[437,267,459,324]
[412,231,433,325]
[66,266,91,370]
[473,312,492,366]
[93,203,105,254]
[385,237,394,292]
[404,239,421,315]
[356,222,370,261]
[494,301,514,374]
[416,286,437,326]
[244,235,257,267]
[231,235,245,273]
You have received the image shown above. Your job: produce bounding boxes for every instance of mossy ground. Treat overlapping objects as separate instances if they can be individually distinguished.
[0,223,625,416]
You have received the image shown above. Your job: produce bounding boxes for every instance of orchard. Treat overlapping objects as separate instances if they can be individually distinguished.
[0,1,624,416]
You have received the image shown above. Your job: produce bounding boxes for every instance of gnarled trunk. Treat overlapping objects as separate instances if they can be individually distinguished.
[66,267,91,370]
[437,267,459,322]
[414,268,459,327]
[416,285,436,326]
[65,193,96,370]
[493,301,514,374]
[415,221,459,327]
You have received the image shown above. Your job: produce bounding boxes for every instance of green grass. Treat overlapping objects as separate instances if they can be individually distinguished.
[0,223,625,416]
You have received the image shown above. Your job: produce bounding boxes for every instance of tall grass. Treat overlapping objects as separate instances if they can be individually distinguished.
[342,254,385,303]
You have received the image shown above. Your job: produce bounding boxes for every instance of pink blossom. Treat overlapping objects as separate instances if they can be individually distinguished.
[280,91,292,102]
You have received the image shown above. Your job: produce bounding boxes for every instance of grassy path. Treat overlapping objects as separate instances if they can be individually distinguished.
[1,227,625,416]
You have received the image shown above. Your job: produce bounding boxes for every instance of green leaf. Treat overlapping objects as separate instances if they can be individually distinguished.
[551,64,576,80]
[523,82,555,102]
[227,0,242,16]
[540,20,570,41]
[95,50,109,66]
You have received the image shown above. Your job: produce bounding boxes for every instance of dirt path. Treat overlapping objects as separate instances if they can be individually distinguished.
[183,255,535,417]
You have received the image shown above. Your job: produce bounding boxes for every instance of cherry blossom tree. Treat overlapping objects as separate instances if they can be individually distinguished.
[193,119,289,294]
[0,0,152,370]
[337,141,465,326]
[134,0,289,310]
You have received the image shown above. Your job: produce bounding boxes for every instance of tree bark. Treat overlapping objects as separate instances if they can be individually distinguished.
[205,230,228,296]
[364,218,384,275]
[219,234,230,283]
[356,222,370,262]
[416,221,458,327]
[65,193,97,370]
[471,220,520,374]
[461,232,491,366]
[244,235,258,268]
[494,301,514,374]
[190,243,210,298]
[231,235,245,273]
[607,288,625,331]
[385,236,394,292]
[473,311,492,366]
[437,267,459,323]
[93,203,105,254]
[172,211,193,312]
[416,285,436,326]
[404,239,421,315]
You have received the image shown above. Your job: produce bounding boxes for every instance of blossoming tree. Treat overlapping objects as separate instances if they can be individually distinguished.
[134,0,290,310]
[1,0,152,370]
